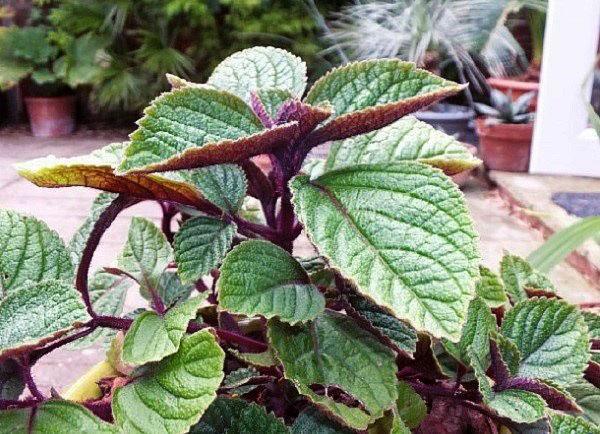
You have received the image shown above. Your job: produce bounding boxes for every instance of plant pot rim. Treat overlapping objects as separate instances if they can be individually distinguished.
[487,77,539,90]
[476,118,534,140]
[24,95,76,103]
[415,103,475,121]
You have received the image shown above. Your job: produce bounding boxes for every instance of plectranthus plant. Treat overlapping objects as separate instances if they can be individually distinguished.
[0,46,598,433]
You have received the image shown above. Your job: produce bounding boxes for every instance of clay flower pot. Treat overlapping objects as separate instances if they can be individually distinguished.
[476,118,533,172]
[487,77,539,111]
[24,95,76,137]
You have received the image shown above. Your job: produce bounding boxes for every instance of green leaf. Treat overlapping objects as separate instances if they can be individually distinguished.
[0,358,24,399]
[174,216,236,284]
[69,193,117,268]
[500,297,590,386]
[122,296,204,365]
[304,60,464,143]
[208,46,307,103]
[156,270,194,308]
[568,380,600,425]
[118,217,173,292]
[183,164,247,213]
[218,240,325,324]
[290,163,480,341]
[15,142,211,208]
[117,86,297,173]
[291,406,354,434]
[0,279,90,357]
[500,254,554,303]
[344,292,417,354]
[113,329,225,434]
[229,348,278,368]
[257,88,293,119]
[325,117,480,175]
[190,397,287,433]
[70,270,129,349]
[550,413,600,434]
[395,381,427,429]
[584,311,600,363]
[221,366,261,392]
[493,332,521,376]
[368,411,411,434]
[0,400,117,433]
[528,217,600,272]
[268,310,398,429]
[476,266,508,308]
[0,209,73,294]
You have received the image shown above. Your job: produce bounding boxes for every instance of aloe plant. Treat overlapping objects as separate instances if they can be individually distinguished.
[0,46,597,433]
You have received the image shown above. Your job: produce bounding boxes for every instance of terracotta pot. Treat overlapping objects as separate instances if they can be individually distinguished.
[487,77,539,111]
[24,95,76,137]
[476,118,533,172]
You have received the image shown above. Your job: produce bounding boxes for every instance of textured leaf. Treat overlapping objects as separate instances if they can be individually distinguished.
[113,329,225,434]
[290,163,480,341]
[268,310,398,429]
[304,60,464,144]
[156,270,194,308]
[174,217,236,284]
[291,406,354,434]
[499,377,581,412]
[500,254,555,303]
[190,397,287,434]
[0,400,117,433]
[0,279,90,357]
[183,164,247,213]
[15,143,210,208]
[0,209,73,294]
[493,332,521,376]
[208,46,307,103]
[122,296,204,365]
[568,380,600,425]
[395,381,427,429]
[0,358,24,399]
[117,86,297,173]
[550,413,600,434]
[500,298,590,386]
[257,88,293,120]
[229,348,278,368]
[344,292,417,354]
[218,240,325,324]
[476,266,508,308]
[221,367,260,389]
[69,193,117,268]
[325,117,480,175]
[368,411,411,434]
[118,217,173,291]
[583,311,600,362]
[70,270,129,349]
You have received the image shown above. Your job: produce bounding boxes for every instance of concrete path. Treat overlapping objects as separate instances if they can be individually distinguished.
[0,130,598,393]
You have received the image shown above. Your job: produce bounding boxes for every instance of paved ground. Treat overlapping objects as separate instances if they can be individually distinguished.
[1,130,598,394]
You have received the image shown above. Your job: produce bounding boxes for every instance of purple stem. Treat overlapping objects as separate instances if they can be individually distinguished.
[19,356,44,401]
[159,201,176,243]
[0,398,38,410]
[30,327,95,363]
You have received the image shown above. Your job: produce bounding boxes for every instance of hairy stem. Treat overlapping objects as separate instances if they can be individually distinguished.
[20,356,44,401]
[77,195,140,317]
[30,327,96,363]
[159,201,176,243]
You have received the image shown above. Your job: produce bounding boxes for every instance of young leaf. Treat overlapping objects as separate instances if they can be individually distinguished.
[568,380,600,425]
[500,297,590,386]
[218,240,325,324]
[476,266,508,308]
[15,143,211,208]
[117,86,297,173]
[174,216,236,284]
[500,254,555,303]
[257,88,293,120]
[499,377,581,412]
[69,193,117,268]
[291,406,354,434]
[395,381,428,429]
[70,270,129,349]
[0,279,90,357]
[183,164,247,213]
[229,348,278,368]
[190,397,287,434]
[0,209,73,294]
[0,400,117,433]
[344,292,417,354]
[0,358,24,400]
[118,217,173,291]
[207,46,307,103]
[122,296,204,365]
[113,329,225,434]
[268,310,398,429]
[156,270,194,308]
[493,332,521,376]
[325,117,480,175]
[550,413,600,434]
[290,163,480,341]
[304,59,464,144]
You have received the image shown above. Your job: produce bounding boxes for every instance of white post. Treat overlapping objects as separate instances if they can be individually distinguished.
[529,0,600,177]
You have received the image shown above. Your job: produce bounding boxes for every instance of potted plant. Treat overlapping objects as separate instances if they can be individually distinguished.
[1,46,596,433]
[475,89,536,172]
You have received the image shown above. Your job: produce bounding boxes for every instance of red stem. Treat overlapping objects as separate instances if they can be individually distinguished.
[19,356,44,401]
[30,327,96,363]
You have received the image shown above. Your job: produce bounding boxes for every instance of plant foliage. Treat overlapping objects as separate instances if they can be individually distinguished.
[1,46,597,433]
